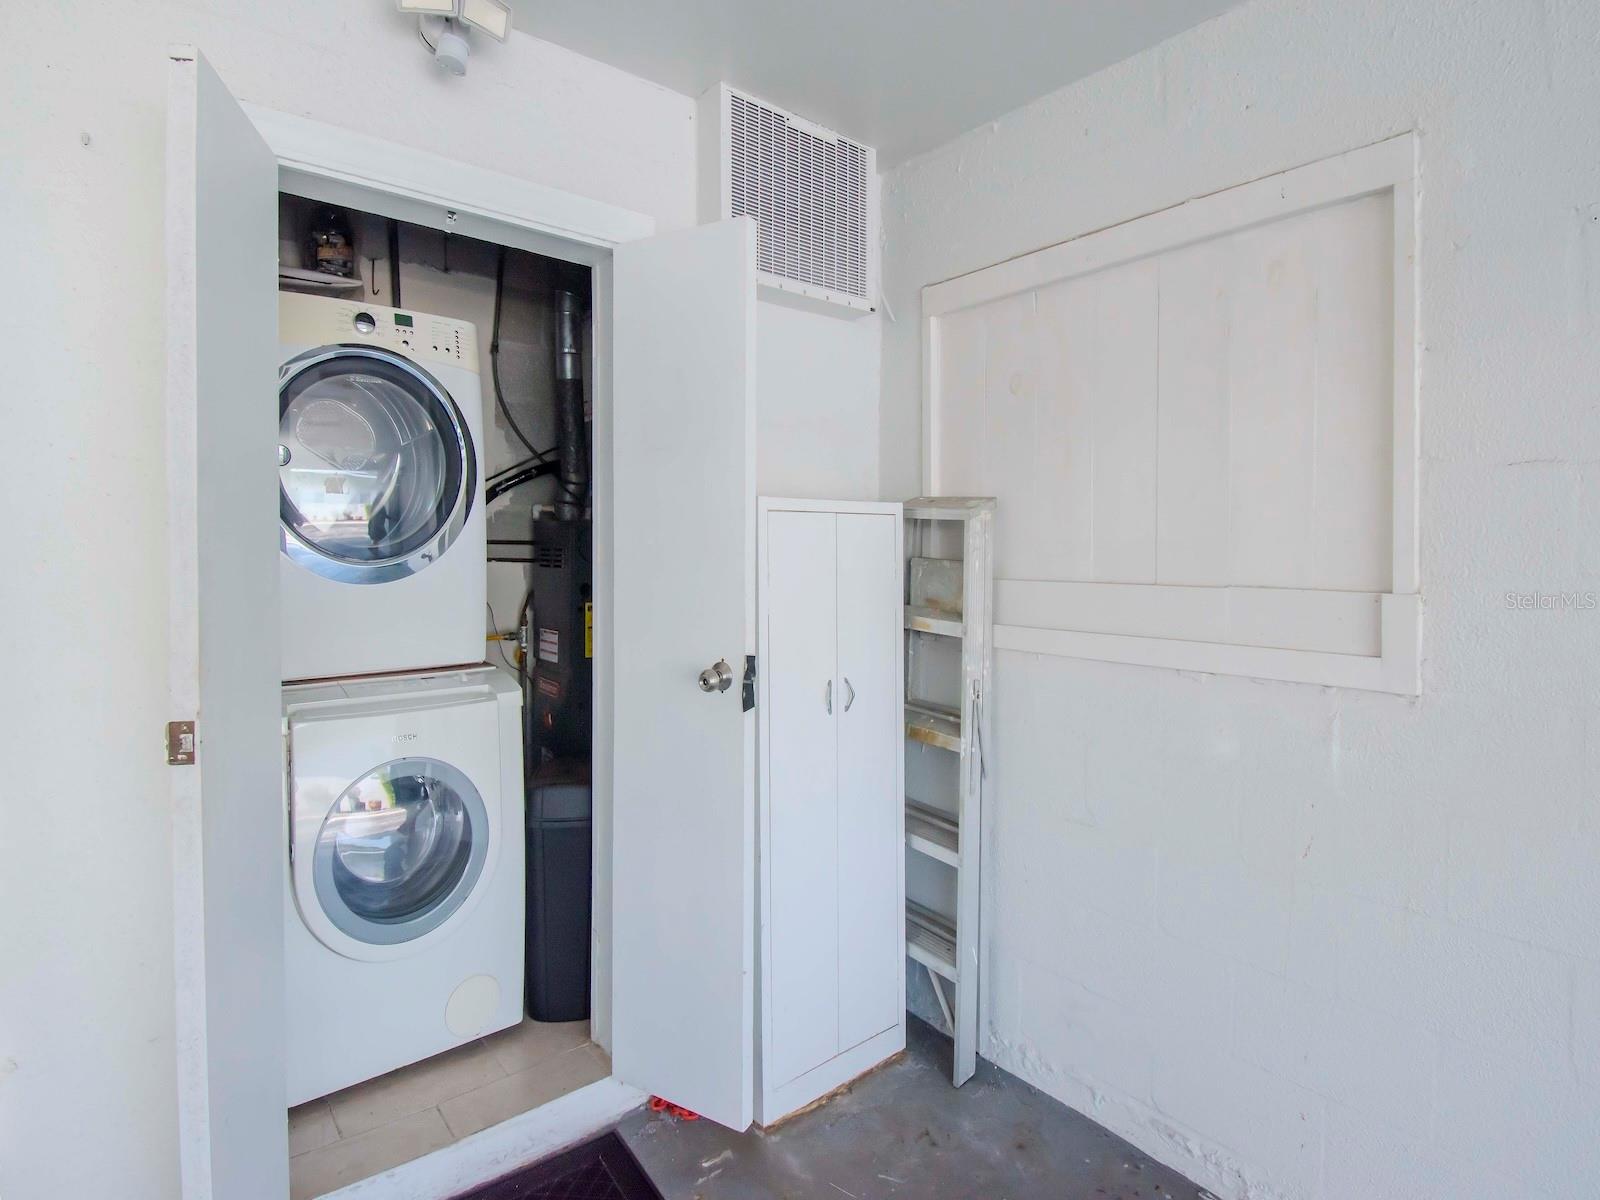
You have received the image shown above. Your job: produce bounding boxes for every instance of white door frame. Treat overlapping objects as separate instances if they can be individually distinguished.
[174,99,655,1198]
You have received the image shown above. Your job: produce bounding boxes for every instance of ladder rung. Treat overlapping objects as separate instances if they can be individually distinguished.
[906,901,957,981]
[905,799,959,866]
[905,605,964,638]
[905,702,961,752]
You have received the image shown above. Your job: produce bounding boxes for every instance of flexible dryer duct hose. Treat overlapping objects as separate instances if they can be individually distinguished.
[554,291,588,522]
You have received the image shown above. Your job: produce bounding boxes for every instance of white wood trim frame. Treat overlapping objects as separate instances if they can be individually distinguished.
[321,1078,647,1200]
[166,50,215,1198]
[172,89,658,1200]
[921,134,1421,696]
[245,105,654,252]
[235,104,653,1078]
[996,581,1384,658]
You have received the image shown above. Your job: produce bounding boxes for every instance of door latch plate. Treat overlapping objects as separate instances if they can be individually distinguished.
[742,654,757,712]
[167,720,196,766]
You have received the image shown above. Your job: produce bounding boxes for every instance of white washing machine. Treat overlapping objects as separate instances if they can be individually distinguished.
[283,666,524,1106]
[278,293,487,682]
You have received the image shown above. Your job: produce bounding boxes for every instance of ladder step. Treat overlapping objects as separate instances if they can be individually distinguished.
[904,605,964,638]
[905,702,961,752]
[903,496,995,522]
[905,799,959,866]
[906,901,957,981]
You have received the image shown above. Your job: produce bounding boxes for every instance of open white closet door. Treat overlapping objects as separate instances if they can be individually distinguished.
[166,48,285,1198]
[610,218,758,1130]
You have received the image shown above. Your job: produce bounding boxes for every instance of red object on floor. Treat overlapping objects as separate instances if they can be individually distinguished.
[648,1095,701,1120]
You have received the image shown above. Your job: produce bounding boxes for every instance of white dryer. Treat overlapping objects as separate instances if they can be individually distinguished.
[283,666,524,1106]
[278,293,486,682]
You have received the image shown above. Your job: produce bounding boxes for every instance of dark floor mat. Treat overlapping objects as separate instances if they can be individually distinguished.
[450,1132,664,1200]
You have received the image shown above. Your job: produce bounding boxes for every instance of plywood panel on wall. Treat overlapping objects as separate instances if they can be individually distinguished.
[923,136,1420,693]
[938,192,1391,594]
[1037,262,1160,584]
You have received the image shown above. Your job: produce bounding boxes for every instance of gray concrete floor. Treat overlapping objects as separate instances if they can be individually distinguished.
[616,1018,1205,1200]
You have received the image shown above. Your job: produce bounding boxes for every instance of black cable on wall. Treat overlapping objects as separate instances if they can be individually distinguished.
[491,246,553,464]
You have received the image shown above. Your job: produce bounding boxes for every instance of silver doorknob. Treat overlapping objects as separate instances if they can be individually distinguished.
[698,659,734,693]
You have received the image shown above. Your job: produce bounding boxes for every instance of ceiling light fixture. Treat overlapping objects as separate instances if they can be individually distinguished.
[396,0,511,76]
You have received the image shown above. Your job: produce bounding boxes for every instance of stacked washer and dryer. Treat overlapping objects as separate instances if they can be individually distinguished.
[277,293,525,1106]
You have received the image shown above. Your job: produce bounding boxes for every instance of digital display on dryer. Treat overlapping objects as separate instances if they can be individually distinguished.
[394,313,414,327]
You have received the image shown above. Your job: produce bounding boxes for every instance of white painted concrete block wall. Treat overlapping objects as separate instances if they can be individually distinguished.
[882,1,1600,1197]
[757,302,882,500]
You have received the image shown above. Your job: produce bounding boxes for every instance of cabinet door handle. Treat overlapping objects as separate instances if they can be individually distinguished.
[825,679,833,714]
[843,676,856,712]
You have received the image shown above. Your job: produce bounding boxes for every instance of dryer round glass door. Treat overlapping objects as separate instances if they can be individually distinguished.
[312,756,490,947]
[279,346,477,584]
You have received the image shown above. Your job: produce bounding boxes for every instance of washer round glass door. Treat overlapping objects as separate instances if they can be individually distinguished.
[279,346,476,584]
[312,757,489,947]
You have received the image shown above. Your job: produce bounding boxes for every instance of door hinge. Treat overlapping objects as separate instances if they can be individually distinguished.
[742,654,757,712]
[167,720,197,766]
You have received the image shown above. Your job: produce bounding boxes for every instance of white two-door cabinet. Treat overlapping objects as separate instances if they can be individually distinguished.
[757,498,906,1124]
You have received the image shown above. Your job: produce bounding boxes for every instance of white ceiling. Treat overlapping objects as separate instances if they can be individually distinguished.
[510,0,1244,165]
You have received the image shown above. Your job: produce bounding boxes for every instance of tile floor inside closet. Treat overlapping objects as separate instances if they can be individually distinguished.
[287,1019,608,1200]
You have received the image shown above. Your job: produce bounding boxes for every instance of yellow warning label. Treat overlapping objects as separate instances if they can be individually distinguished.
[584,601,594,658]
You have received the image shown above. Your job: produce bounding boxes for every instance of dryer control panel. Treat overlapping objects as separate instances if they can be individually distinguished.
[279,294,480,375]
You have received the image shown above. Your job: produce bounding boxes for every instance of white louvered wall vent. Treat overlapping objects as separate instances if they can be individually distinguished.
[699,84,877,315]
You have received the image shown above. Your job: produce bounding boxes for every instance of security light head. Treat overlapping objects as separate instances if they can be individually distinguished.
[459,0,511,41]
[396,0,511,40]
